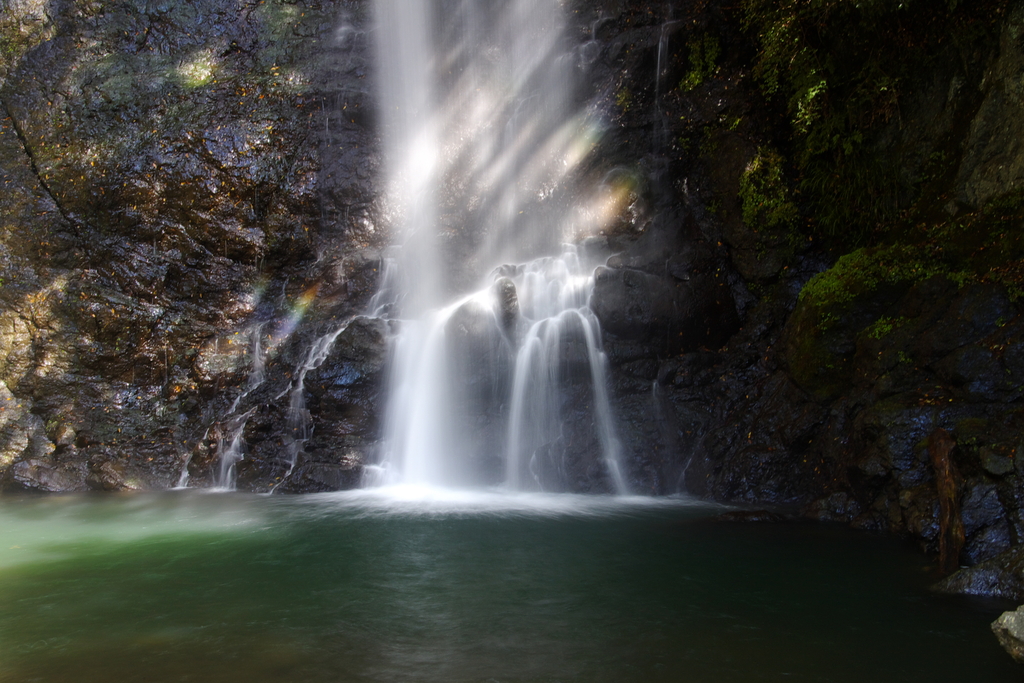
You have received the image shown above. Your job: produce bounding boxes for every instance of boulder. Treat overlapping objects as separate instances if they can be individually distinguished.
[591,260,738,354]
[3,458,86,493]
[992,605,1024,664]
[933,545,1024,600]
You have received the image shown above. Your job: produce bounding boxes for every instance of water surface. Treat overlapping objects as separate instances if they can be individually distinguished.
[0,488,1016,682]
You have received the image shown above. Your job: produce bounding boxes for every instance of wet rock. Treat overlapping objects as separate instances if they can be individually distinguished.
[307,316,389,440]
[193,329,259,386]
[963,481,1007,536]
[84,438,187,492]
[805,492,862,523]
[934,345,1005,400]
[0,0,383,493]
[933,545,1024,600]
[0,381,55,468]
[684,371,828,505]
[277,453,365,494]
[3,458,86,493]
[914,284,1014,364]
[444,299,511,411]
[967,522,1014,565]
[898,485,941,546]
[493,277,519,333]
[956,4,1024,206]
[591,261,738,354]
[316,317,389,388]
[992,605,1024,664]
[86,459,135,492]
[982,448,1015,476]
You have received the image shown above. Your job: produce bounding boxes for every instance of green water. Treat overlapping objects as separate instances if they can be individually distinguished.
[0,488,1016,682]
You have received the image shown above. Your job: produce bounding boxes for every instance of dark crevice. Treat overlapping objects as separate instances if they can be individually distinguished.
[0,96,89,253]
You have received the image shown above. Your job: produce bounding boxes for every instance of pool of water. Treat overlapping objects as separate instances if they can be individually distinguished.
[0,487,1017,682]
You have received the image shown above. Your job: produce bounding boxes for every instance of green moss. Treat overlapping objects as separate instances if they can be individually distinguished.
[680,34,721,91]
[908,187,1024,301]
[785,201,1023,398]
[739,147,798,235]
[785,244,941,400]
[799,245,939,317]
[784,308,850,401]
[698,125,720,157]
[739,0,1005,246]
[175,51,218,88]
[865,315,909,340]
[954,417,990,447]
[615,87,633,112]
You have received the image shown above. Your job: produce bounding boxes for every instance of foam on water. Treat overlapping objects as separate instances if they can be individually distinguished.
[300,485,717,518]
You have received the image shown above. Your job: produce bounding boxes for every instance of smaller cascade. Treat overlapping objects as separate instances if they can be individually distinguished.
[272,320,352,490]
[366,249,401,318]
[214,407,257,489]
[504,247,626,493]
[653,18,678,149]
[655,23,667,103]
[577,15,608,69]
[208,323,268,489]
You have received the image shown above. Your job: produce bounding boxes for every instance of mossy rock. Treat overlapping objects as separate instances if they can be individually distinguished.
[782,244,941,400]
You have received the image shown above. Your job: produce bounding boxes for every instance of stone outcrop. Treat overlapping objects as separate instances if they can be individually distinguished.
[935,545,1024,601]
[0,0,384,493]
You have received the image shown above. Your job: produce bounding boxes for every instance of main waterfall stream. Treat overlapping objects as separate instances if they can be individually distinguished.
[370,0,625,492]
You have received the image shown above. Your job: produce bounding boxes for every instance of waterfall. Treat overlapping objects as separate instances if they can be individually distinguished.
[372,0,627,493]
[503,248,625,493]
[208,323,267,490]
[271,320,352,491]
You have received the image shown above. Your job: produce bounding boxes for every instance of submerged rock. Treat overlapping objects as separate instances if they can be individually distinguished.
[713,509,789,523]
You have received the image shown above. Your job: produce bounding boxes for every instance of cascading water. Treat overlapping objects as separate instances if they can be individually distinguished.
[208,323,267,489]
[271,320,352,491]
[372,0,628,493]
[503,248,626,492]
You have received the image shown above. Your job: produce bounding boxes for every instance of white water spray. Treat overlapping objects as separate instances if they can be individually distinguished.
[372,0,627,493]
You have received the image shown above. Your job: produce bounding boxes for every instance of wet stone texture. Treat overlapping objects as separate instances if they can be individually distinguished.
[563,0,1024,597]
[992,605,1024,664]
[0,0,385,493]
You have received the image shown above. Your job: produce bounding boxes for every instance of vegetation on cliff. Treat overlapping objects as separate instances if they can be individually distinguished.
[740,0,1011,242]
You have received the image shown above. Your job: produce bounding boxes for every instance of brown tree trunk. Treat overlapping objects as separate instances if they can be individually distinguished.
[929,428,964,575]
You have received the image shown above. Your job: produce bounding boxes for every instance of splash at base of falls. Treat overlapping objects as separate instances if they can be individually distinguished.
[375,244,627,494]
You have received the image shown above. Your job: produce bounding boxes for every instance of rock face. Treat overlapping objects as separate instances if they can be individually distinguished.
[956,4,1024,208]
[568,0,1024,597]
[0,0,384,493]
[1,0,1024,596]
